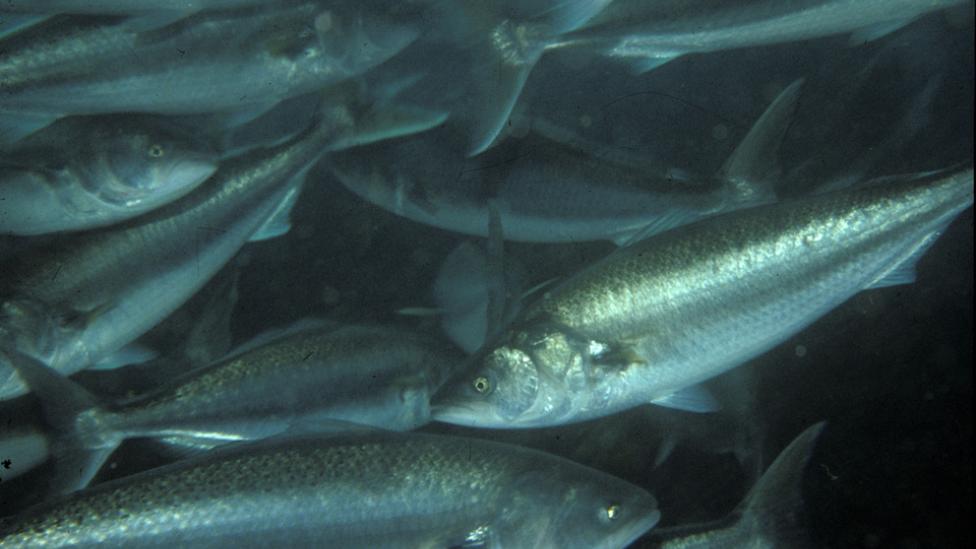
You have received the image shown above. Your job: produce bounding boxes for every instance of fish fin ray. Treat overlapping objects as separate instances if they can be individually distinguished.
[629,55,679,74]
[249,185,301,242]
[531,0,614,33]
[865,231,941,289]
[719,78,804,205]
[650,384,721,413]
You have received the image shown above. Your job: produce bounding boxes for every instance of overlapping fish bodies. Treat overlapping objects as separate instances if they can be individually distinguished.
[432,168,974,428]
[0,431,660,549]
[334,78,802,245]
[0,1,418,137]
[3,322,462,493]
[0,91,447,400]
[564,0,968,73]
[0,115,218,235]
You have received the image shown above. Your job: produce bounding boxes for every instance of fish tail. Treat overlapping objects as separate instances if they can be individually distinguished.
[1,349,120,495]
[730,421,826,547]
[458,0,610,155]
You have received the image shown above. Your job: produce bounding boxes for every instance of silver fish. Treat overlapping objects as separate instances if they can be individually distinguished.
[432,168,973,428]
[333,78,802,245]
[564,0,967,72]
[3,323,462,492]
[0,431,660,548]
[0,2,417,133]
[0,91,446,400]
[0,1,262,15]
[0,115,217,235]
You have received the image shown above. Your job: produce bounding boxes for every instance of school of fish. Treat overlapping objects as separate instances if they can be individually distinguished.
[0,1,971,547]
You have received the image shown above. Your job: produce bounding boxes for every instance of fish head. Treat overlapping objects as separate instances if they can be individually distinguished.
[432,322,588,428]
[85,119,218,210]
[546,477,660,549]
[497,462,660,549]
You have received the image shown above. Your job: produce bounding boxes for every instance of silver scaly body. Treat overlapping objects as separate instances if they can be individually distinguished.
[433,169,973,428]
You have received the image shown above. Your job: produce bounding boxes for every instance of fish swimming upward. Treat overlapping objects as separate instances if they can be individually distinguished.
[433,168,973,428]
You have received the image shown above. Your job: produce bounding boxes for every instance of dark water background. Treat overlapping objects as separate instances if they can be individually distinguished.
[1,6,972,548]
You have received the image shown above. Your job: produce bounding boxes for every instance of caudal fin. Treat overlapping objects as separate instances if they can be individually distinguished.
[1,349,119,494]
[448,0,611,155]
[729,421,826,546]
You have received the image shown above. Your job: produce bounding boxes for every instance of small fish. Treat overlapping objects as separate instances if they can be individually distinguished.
[333,79,803,245]
[0,115,218,235]
[3,322,461,493]
[0,431,660,548]
[432,168,973,428]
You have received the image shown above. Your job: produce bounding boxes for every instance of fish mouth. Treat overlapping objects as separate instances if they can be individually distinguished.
[615,508,662,548]
[429,398,509,429]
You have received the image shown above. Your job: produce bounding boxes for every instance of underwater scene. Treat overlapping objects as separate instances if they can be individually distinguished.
[0,1,972,547]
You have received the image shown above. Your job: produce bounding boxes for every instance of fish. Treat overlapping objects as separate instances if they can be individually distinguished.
[562,0,968,73]
[431,167,974,428]
[0,115,218,235]
[0,431,660,548]
[0,1,418,138]
[3,322,462,493]
[650,422,824,548]
[0,88,448,400]
[388,0,613,155]
[0,1,263,16]
[332,78,803,245]
[0,268,240,492]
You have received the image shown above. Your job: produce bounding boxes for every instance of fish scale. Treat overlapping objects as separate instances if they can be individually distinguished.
[433,169,973,428]
[0,433,660,548]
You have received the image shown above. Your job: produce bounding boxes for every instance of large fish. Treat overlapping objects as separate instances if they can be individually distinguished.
[0,90,447,400]
[0,1,418,138]
[432,168,973,428]
[333,79,802,244]
[564,0,968,72]
[0,431,660,548]
[3,323,462,493]
[0,115,218,235]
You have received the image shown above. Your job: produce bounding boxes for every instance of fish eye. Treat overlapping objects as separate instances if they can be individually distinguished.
[472,376,492,394]
[605,504,620,521]
[148,144,165,158]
